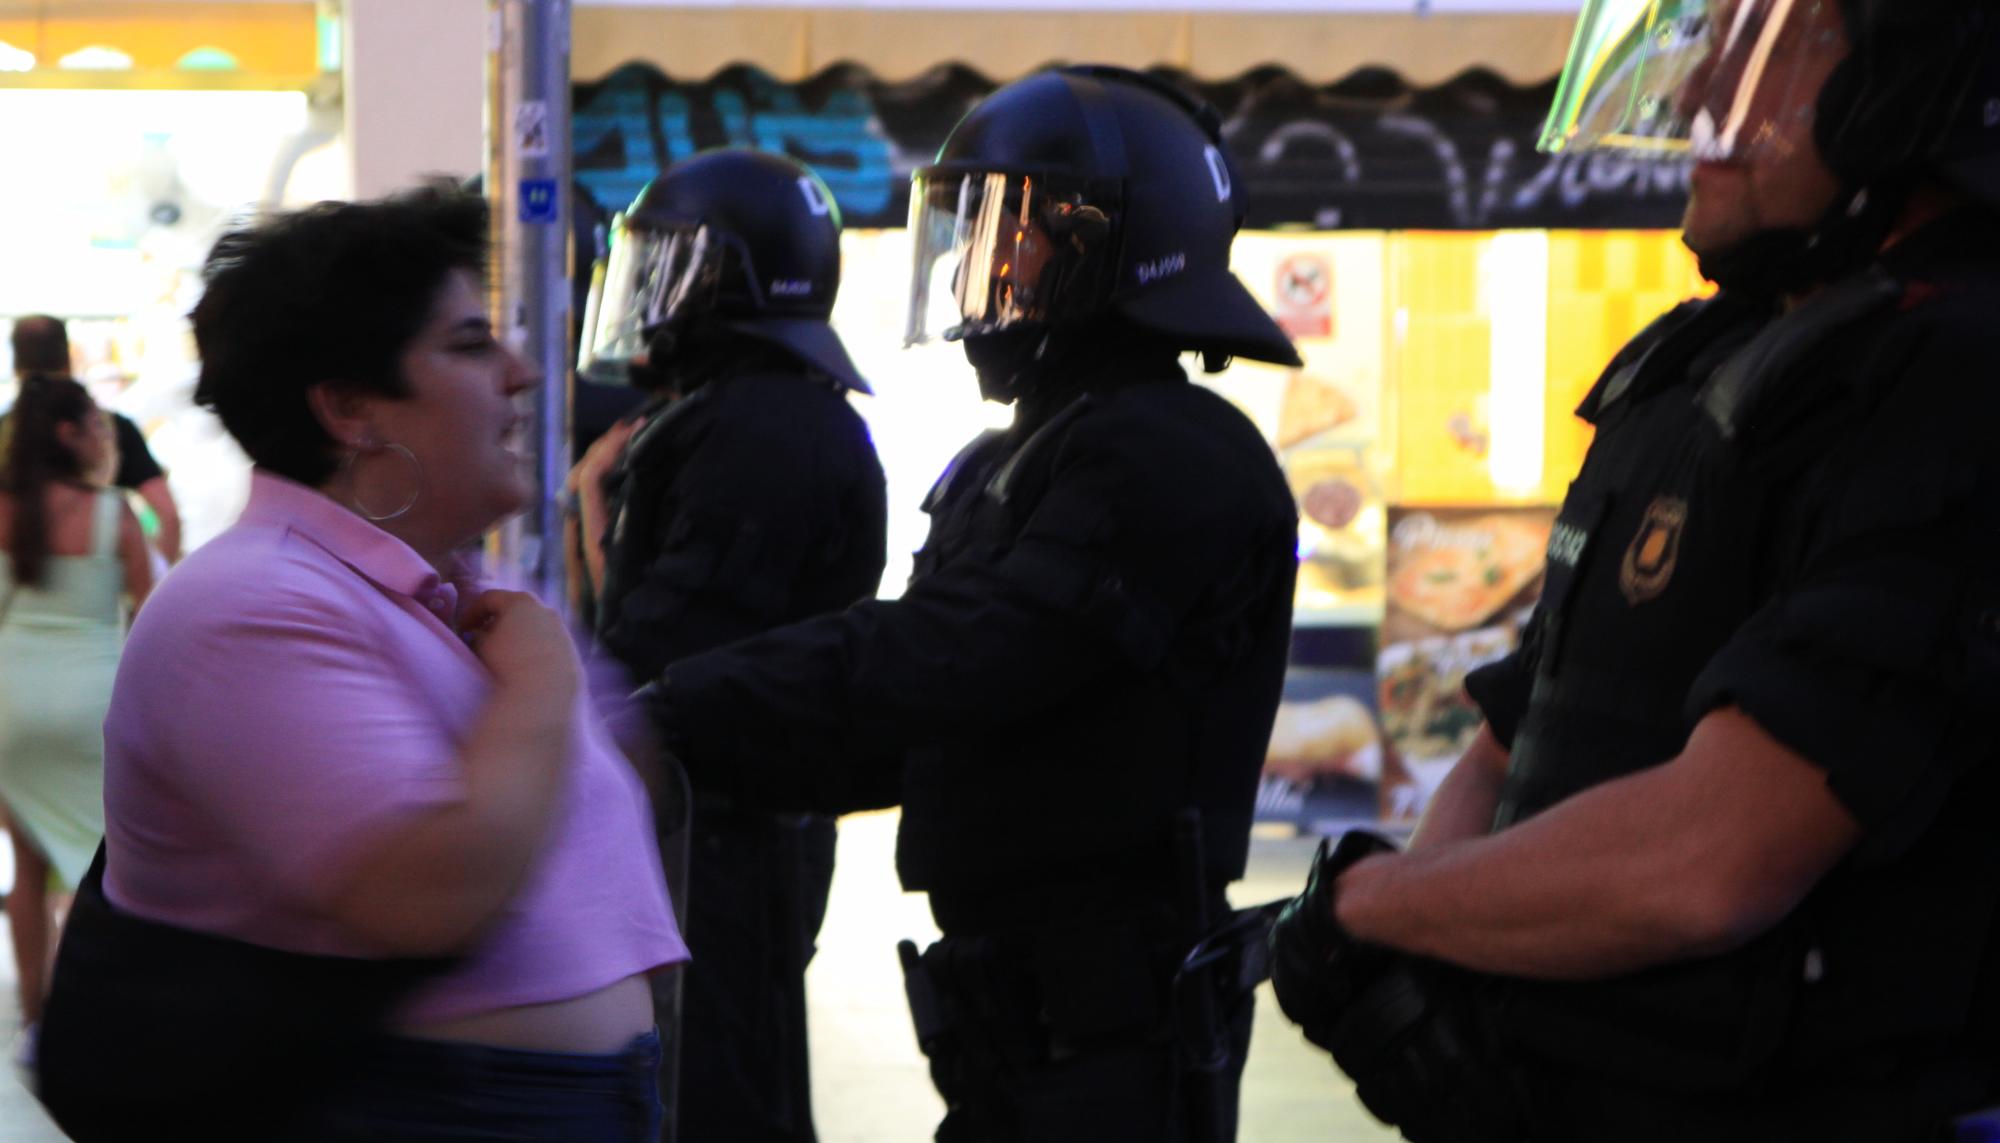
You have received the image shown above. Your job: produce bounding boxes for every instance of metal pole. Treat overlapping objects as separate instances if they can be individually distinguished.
[485,0,572,605]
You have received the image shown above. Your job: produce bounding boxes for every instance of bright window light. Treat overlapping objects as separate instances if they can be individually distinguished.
[59,46,135,71]
[0,89,310,315]
[176,47,242,72]
[1483,231,1550,498]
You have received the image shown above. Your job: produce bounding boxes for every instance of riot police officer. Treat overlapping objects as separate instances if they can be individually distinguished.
[573,148,888,1143]
[641,67,1302,1141]
[1269,3,2000,1140]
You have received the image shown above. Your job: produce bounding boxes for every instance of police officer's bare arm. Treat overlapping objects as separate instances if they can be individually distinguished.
[1334,707,1860,979]
[1406,723,1509,853]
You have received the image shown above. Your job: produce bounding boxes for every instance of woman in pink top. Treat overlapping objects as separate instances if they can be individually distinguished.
[48,189,685,1139]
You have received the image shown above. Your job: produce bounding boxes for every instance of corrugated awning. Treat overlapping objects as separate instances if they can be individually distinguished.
[570,8,1583,87]
[0,5,1582,90]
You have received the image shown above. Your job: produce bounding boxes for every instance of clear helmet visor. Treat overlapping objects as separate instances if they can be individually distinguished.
[1540,0,1849,161]
[576,216,720,385]
[904,169,1115,348]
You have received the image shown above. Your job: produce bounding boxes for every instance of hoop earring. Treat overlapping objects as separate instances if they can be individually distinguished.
[341,441,423,522]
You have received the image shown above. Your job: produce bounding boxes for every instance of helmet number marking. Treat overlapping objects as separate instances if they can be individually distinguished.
[1203,145,1232,204]
[797,176,833,217]
[1136,252,1188,285]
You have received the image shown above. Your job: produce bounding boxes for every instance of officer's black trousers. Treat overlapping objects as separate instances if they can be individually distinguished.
[674,811,837,1143]
[913,927,1254,1143]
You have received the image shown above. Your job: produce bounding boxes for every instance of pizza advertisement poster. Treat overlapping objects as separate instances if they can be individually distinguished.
[1287,446,1388,622]
[1376,505,1555,825]
[1257,662,1387,835]
[1215,232,1387,452]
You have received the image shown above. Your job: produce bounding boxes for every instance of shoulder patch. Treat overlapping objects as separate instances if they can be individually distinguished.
[1619,496,1687,605]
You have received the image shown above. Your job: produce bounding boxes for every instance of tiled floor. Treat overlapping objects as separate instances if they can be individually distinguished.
[0,815,1397,1141]
[0,1009,56,1142]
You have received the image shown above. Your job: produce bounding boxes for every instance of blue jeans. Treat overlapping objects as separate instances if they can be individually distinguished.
[317,1028,665,1141]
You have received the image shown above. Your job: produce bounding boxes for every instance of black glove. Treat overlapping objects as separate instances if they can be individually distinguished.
[1269,833,1525,1143]
[1328,962,1523,1143]
[1267,829,1398,1050]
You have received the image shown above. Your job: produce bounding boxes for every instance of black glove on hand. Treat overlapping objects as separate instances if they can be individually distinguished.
[1328,961,1521,1143]
[1267,829,1398,1051]
[1268,834,1525,1143]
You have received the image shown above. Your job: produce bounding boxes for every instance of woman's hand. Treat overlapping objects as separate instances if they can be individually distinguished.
[322,592,581,957]
[326,591,579,957]
[461,590,579,699]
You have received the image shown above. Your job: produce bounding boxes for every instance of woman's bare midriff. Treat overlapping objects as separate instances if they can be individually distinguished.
[396,970,659,1054]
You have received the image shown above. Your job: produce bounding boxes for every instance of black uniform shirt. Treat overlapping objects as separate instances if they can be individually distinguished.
[595,369,887,683]
[662,363,1299,916]
[111,414,164,492]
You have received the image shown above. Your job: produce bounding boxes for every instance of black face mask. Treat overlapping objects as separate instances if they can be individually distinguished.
[964,319,1191,410]
[961,326,1051,404]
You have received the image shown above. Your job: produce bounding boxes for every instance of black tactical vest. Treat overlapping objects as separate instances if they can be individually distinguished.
[892,375,1298,928]
[594,369,887,681]
[1473,240,2000,1104]
[1497,274,1903,828]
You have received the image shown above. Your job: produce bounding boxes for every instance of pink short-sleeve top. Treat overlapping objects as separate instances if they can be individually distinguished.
[102,471,688,1023]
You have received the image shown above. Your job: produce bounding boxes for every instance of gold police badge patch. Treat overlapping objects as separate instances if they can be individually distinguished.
[1620,497,1687,605]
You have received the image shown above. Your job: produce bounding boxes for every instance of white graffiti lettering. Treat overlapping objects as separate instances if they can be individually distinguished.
[574,67,1696,233]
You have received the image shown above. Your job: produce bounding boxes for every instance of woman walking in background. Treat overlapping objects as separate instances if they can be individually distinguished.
[0,373,153,1029]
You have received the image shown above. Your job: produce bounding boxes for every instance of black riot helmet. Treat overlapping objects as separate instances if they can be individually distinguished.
[1543,0,2000,295]
[578,148,869,393]
[905,65,1302,383]
[1815,0,2000,208]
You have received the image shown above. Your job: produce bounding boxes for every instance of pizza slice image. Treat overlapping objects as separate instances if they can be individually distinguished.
[1276,374,1359,450]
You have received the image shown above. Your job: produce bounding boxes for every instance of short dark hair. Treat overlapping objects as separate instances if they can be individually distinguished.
[191,187,489,486]
[10,315,70,376]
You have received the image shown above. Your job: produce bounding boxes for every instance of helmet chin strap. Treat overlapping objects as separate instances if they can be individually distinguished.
[1696,177,1914,301]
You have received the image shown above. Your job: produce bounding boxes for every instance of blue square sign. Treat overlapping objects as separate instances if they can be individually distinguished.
[519,179,559,224]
